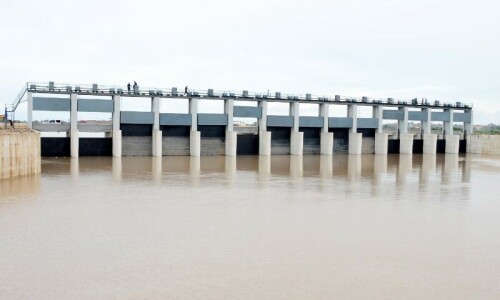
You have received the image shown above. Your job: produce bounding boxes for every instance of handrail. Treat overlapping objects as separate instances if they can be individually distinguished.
[17,81,474,111]
[11,83,29,111]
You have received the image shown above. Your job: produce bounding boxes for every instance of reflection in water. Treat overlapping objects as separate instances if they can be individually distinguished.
[271,156,290,175]
[225,156,237,180]
[152,157,162,184]
[289,155,303,178]
[397,154,412,185]
[374,154,387,177]
[0,174,40,200]
[442,154,459,184]
[25,155,477,190]
[347,155,361,180]
[332,155,349,177]
[189,156,200,187]
[112,157,122,182]
[2,154,498,299]
[319,155,333,179]
[189,156,200,174]
[258,155,271,178]
[420,153,436,185]
[462,155,471,182]
[70,157,79,180]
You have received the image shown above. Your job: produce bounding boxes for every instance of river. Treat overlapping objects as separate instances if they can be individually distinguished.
[1,154,499,299]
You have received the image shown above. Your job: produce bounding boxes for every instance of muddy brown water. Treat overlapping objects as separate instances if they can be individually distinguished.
[1,154,499,299]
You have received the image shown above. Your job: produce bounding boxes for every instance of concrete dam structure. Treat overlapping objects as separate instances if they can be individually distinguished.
[0,130,41,179]
[14,82,473,157]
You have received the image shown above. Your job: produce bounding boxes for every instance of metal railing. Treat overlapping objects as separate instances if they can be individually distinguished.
[13,81,473,111]
[11,83,29,111]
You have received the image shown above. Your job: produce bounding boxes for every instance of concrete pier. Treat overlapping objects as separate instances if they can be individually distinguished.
[373,107,387,155]
[190,131,201,157]
[400,134,414,154]
[445,134,460,154]
[290,102,303,155]
[290,132,304,155]
[152,130,162,157]
[398,107,409,135]
[189,98,201,157]
[423,134,437,154]
[258,101,271,156]
[348,104,362,155]
[320,103,333,155]
[373,106,384,134]
[422,108,432,136]
[70,94,79,158]
[70,130,79,158]
[112,95,122,157]
[225,99,237,156]
[225,131,237,156]
[259,131,271,156]
[349,133,362,155]
[112,130,122,157]
[443,108,454,136]
[152,97,162,157]
[320,132,333,155]
[375,133,388,154]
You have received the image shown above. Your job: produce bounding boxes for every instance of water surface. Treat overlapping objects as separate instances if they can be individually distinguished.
[1,154,499,299]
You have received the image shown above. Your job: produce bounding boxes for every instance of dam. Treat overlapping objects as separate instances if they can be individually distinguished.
[12,82,473,157]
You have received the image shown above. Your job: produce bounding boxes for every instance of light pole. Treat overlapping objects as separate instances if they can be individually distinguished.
[4,105,7,128]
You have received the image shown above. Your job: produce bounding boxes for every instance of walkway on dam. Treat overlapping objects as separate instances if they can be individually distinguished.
[12,82,472,111]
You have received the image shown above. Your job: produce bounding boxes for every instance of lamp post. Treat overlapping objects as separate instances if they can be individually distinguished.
[4,105,7,128]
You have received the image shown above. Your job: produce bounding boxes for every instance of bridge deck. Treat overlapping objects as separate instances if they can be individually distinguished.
[22,82,471,111]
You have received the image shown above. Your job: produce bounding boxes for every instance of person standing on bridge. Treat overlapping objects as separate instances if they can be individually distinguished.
[185,86,188,95]
[127,82,131,93]
[133,81,138,94]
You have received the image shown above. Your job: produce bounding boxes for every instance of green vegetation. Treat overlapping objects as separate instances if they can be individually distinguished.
[474,124,500,135]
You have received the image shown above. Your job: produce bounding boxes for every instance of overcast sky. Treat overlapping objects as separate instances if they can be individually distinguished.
[1,0,499,123]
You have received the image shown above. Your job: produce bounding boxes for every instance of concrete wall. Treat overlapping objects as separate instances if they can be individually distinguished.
[331,128,349,153]
[41,138,70,157]
[234,126,258,135]
[237,135,259,155]
[199,125,226,156]
[162,137,190,155]
[303,139,320,154]
[1,130,41,180]
[362,137,375,154]
[79,138,112,156]
[269,127,291,155]
[200,137,225,156]
[467,135,500,155]
[161,126,190,156]
[122,136,152,156]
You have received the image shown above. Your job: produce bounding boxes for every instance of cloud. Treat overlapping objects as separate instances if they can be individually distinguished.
[1,0,499,124]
